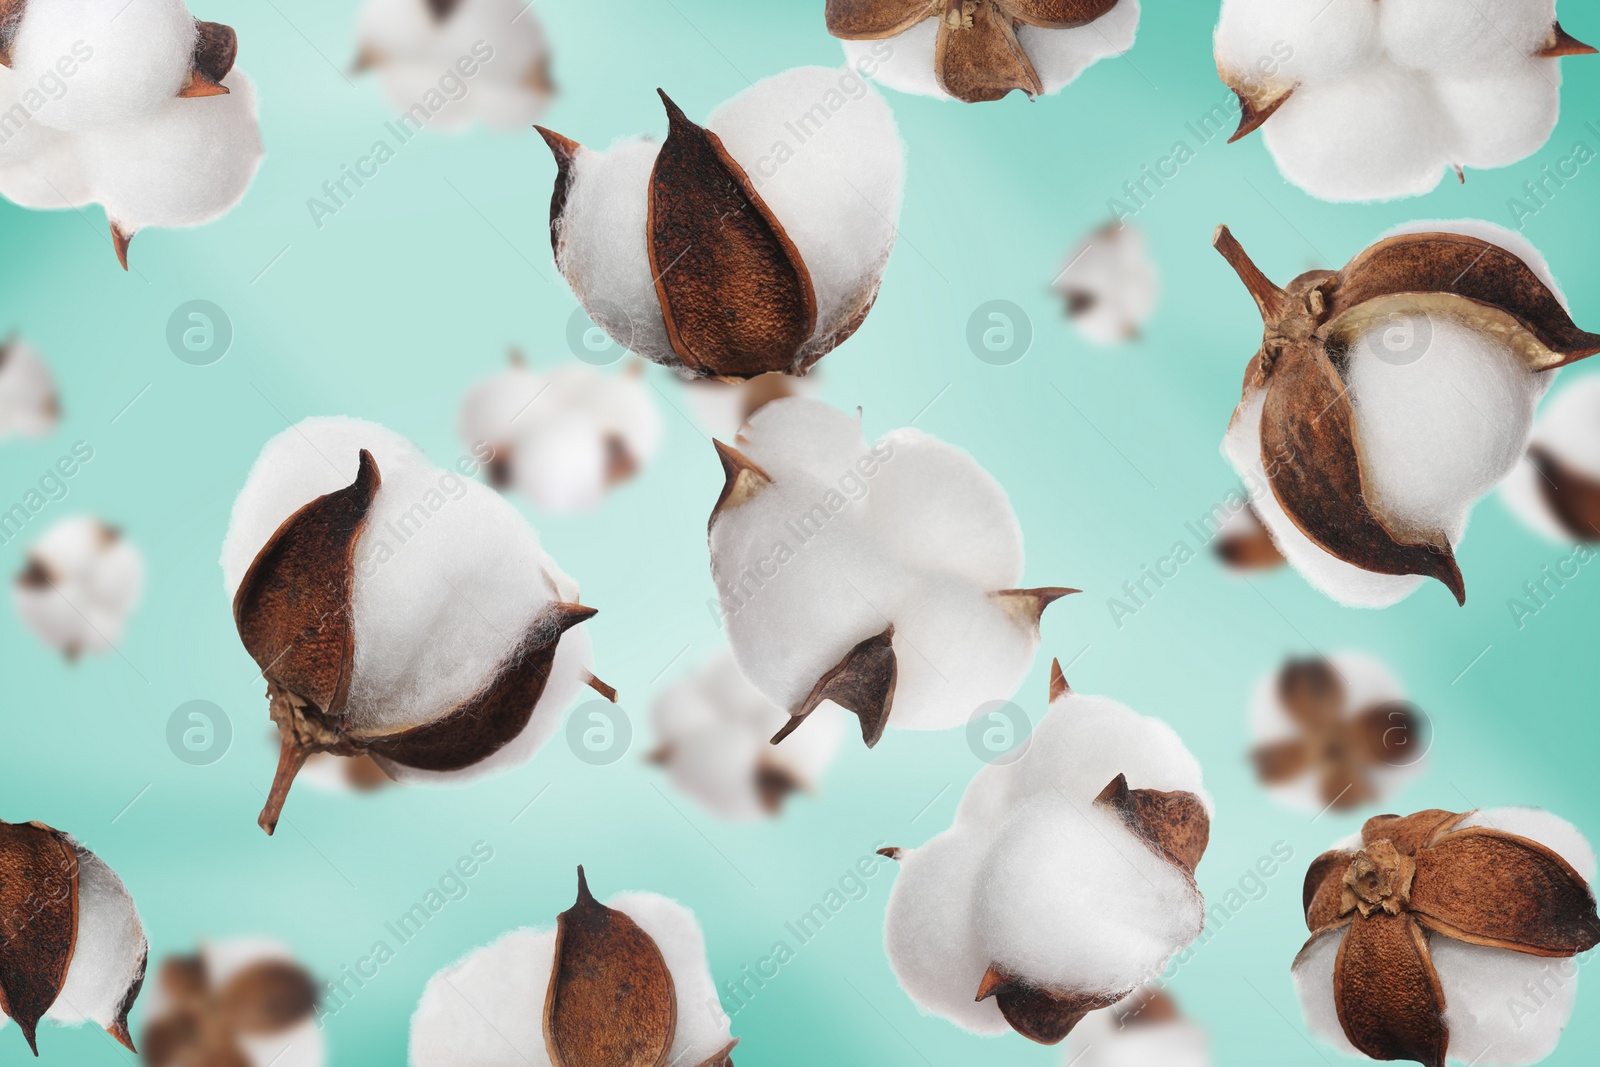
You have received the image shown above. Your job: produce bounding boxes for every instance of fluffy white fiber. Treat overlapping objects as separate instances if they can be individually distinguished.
[1053,224,1159,347]
[1222,221,1557,607]
[884,684,1209,1034]
[1503,374,1600,542]
[552,66,904,375]
[650,649,844,820]
[357,0,554,130]
[0,68,95,209]
[0,337,59,438]
[457,360,661,514]
[220,417,592,776]
[841,0,1141,100]
[14,516,144,657]
[408,892,732,1067]
[40,841,146,1033]
[1065,1004,1210,1067]
[1294,807,1596,1066]
[1215,0,1570,201]
[709,398,1043,734]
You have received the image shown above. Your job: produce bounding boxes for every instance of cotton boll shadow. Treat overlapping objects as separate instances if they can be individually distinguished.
[565,698,632,766]
[967,300,1033,366]
[566,300,632,367]
[965,699,1032,767]
[1358,308,1433,367]
[166,700,233,766]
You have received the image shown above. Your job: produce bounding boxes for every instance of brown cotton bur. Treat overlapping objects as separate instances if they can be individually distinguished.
[179,22,239,98]
[0,820,78,1055]
[1296,808,1600,1067]
[1529,445,1600,541]
[826,0,1120,103]
[232,450,608,835]
[1214,225,1600,605]
[141,952,318,1067]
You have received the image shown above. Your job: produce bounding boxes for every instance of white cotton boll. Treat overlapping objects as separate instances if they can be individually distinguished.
[15,516,145,657]
[12,0,196,133]
[553,137,675,365]
[1429,935,1577,1067]
[1214,0,1379,89]
[0,337,60,438]
[1503,375,1600,542]
[605,893,733,1064]
[1223,388,1424,607]
[883,830,1009,1035]
[975,795,1204,996]
[1262,60,1448,202]
[840,23,942,100]
[1436,65,1561,170]
[707,66,903,361]
[1291,927,1364,1058]
[44,843,145,1030]
[1053,224,1159,347]
[1380,0,1558,75]
[78,70,263,232]
[1018,0,1141,95]
[1067,1009,1210,1067]
[409,928,555,1067]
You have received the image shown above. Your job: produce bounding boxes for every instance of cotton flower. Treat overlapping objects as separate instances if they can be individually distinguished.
[1052,223,1158,346]
[221,417,610,834]
[1216,219,1600,607]
[707,397,1073,749]
[14,516,143,659]
[1502,375,1600,543]
[828,0,1141,103]
[140,939,323,1067]
[882,664,1211,1044]
[537,65,904,380]
[1215,0,1595,201]
[457,353,661,514]
[355,0,555,130]
[1064,989,1210,1067]
[409,869,737,1067]
[0,336,60,438]
[0,2,261,267]
[0,819,147,1055]
[1294,808,1599,1066]
[648,648,844,820]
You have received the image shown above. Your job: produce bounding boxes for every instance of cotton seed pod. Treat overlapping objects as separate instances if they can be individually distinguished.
[683,371,818,442]
[648,649,844,820]
[458,353,661,514]
[354,0,554,131]
[707,397,1073,748]
[1052,223,1158,346]
[0,819,147,1055]
[408,868,737,1067]
[1063,989,1210,1067]
[220,417,610,835]
[536,65,904,381]
[1249,653,1425,813]
[14,516,144,660]
[140,939,323,1067]
[1501,375,1600,543]
[882,665,1211,1044]
[0,335,60,439]
[1215,0,1595,202]
[1216,219,1600,608]
[1211,500,1285,572]
[828,0,1140,103]
[1294,808,1600,1066]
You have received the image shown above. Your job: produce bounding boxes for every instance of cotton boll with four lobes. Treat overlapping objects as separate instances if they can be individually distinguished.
[140,939,324,1067]
[708,398,1071,749]
[1052,224,1159,346]
[0,335,60,438]
[14,516,144,659]
[649,649,844,820]
[1502,374,1600,543]
[9,0,196,132]
[220,417,604,832]
[540,66,904,380]
[457,356,661,514]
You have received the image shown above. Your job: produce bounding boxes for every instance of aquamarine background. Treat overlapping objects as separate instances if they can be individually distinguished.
[3,1,1599,1063]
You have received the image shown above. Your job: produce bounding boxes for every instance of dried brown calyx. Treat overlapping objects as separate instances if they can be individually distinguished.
[1251,657,1421,810]
[1529,444,1600,542]
[0,1,26,67]
[545,868,736,1067]
[826,0,1120,102]
[1213,502,1286,571]
[0,820,79,1054]
[1299,809,1600,1067]
[180,21,239,98]
[1214,224,1600,605]
[140,951,318,1067]
[971,771,1210,1044]
[232,450,610,835]
[538,90,868,381]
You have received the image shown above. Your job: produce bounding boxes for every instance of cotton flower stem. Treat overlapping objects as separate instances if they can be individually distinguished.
[1213,225,1288,323]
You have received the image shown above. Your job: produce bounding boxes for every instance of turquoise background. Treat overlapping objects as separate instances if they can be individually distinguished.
[3,0,1599,1063]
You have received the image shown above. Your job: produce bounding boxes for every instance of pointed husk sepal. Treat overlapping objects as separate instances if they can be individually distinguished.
[773,625,897,749]
[0,820,79,1054]
[179,21,238,98]
[973,965,1126,1045]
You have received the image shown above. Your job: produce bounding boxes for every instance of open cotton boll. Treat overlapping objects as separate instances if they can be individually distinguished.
[11,0,196,133]
[1503,375,1600,542]
[15,516,144,657]
[0,337,60,438]
[79,70,263,232]
[1380,0,1558,75]
[1052,224,1159,347]
[975,794,1205,996]
[410,928,556,1067]
[42,842,146,1033]
[1017,0,1142,96]
[1214,0,1378,90]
